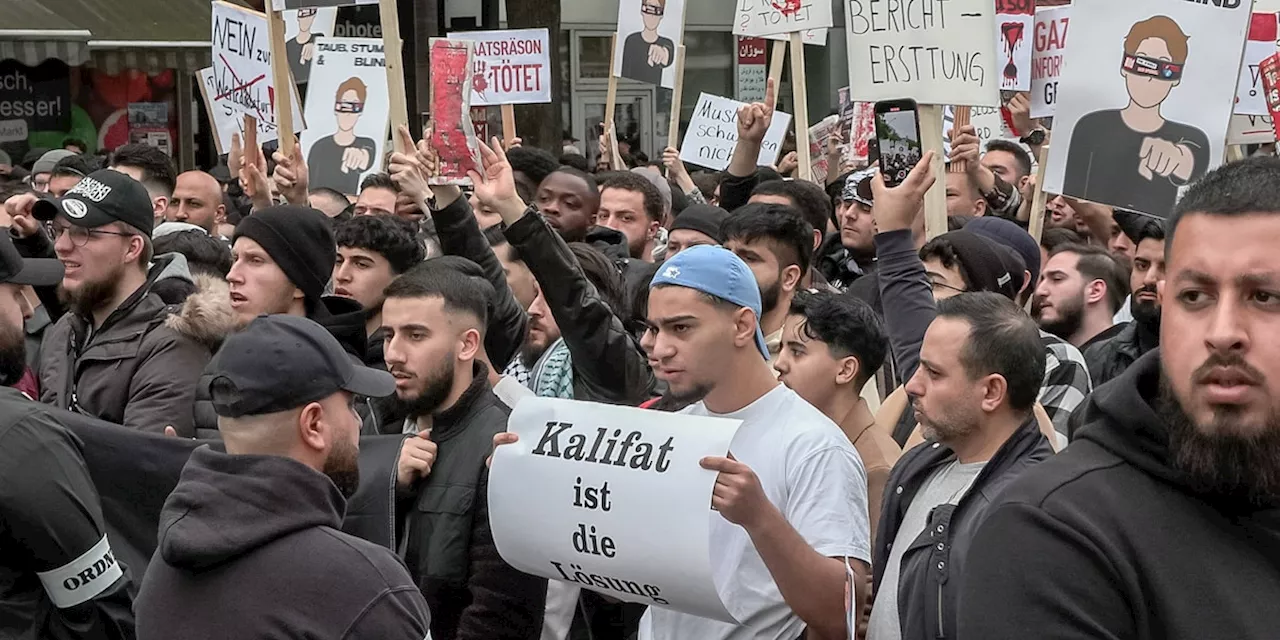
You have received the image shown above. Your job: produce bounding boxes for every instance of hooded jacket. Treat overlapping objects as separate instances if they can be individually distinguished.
[135,446,431,640]
[39,255,215,437]
[958,351,1280,640]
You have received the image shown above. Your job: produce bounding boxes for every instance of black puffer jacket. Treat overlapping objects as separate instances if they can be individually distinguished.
[1082,319,1158,388]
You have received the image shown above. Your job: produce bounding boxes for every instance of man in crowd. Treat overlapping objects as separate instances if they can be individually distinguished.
[947,125,1024,219]
[49,154,93,197]
[0,233,135,637]
[665,203,728,258]
[534,167,599,244]
[28,149,76,193]
[1033,244,1130,350]
[135,315,431,639]
[818,169,878,291]
[870,293,1051,640]
[981,139,1034,208]
[9,170,211,435]
[1084,217,1165,385]
[958,148,1280,640]
[774,289,901,545]
[597,172,663,262]
[354,173,401,218]
[110,143,177,224]
[382,262,547,639]
[167,171,228,235]
[310,186,353,219]
[750,179,834,248]
[333,215,425,366]
[721,203,815,364]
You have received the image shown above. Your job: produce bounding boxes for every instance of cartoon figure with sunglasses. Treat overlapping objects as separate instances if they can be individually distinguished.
[307,77,378,195]
[1062,15,1209,215]
[620,0,676,86]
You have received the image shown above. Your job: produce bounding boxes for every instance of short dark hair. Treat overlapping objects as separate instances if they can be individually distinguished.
[1039,226,1084,252]
[1163,158,1280,250]
[751,179,832,235]
[507,146,560,188]
[110,144,176,197]
[721,203,815,274]
[691,171,722,201]
[334,215,425,274]
[569,242,628,318]
[936,292,1046,412]
[62,137,88,153]
[1048,243,1130,314]
[483,224,523,264]
[359,172,399,194]
[560,153,589,172]
[310,186,350,208]
[984,139,1033,179]
[601,171,663,222]
[789,290,887,387]
[153,230,233,278]
[384,258,494,327]
[919,236,969,288]
[51,154,94,180]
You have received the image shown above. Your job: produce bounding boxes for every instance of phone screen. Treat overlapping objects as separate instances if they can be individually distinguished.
[875,105,923,187]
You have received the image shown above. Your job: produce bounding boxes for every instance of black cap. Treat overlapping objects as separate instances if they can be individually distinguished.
[207,315,395,418]
[0,233,62,286]
[32,169,155,236]
[671,204,730,244]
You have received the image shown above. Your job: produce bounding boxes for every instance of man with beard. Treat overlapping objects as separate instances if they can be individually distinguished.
[333,215,426,367]
[534,167,599,243]
[597,171,663,262]
[721,203,815,366]
[381,261,547,640]
[817,170,878,291]
[0,233,135,638]
[9,169,212,435]
[1033,244,1130,349]
[1084,218,1165,386]
[958,155,1280,640]
[135,314,431,639]
[870,293,1051,640]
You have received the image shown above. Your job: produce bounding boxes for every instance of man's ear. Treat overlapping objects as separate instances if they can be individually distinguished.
[782,264,803,293]
[835,355,861,386]
[215,204,228,226]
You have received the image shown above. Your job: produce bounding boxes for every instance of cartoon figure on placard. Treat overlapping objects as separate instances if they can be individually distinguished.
[306,77,377,195]
[286,8,325,86]
[620,0,676,86]
[1062,16,1210,215]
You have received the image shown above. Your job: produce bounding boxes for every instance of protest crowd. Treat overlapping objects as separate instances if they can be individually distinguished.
[4,0,1280,639]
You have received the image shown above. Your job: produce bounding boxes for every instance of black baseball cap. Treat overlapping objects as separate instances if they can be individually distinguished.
[0,233,62,286]
[32,169,155,236]
[207,315,395,418]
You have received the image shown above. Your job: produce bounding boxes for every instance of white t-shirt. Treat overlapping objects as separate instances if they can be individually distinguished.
[639,384,872,640]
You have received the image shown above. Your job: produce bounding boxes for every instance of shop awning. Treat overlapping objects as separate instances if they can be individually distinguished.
[50,0,243,73]
[0,1,91,66]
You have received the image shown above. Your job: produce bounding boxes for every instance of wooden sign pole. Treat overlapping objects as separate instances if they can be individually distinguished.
[789,32,811,183]
[244,114,258,161]
[919,104,948,240]
[768,39,787,90]
[1225,144,1246,163]
[667,45,687,151]
[948,106,971,173]
[501,104,517,147]
[603,34,624,169]
[379,0,410,153]
[265,8,295,154]
[1028,145,1051,244]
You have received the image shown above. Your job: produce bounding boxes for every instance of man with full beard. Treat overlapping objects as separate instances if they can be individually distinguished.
[1083,218,1165,386]
[1032,243,1130,349]
[135,314,431,639]
[959,156,1280,639]
[381,260,547,640]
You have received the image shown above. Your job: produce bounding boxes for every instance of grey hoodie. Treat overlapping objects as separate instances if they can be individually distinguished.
[135,446,431,640]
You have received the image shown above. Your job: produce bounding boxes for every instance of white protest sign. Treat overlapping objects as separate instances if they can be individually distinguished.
[448,29,552,106]
[283,7,338,87]
[1229,113,1275,144]
[1234,13,1279,117]
[198,66,304,155]
[1031,6,1070,118]
[614,0,687,89]
[1044,0,1251,218]
[845,0,1000,107]
[212,2,284,126]
[301,37,388,195]
[761,28,828,46]
[735,0,833,40]
[489,398,741,623]
[996,0,1035,91]
[680,93,792,171]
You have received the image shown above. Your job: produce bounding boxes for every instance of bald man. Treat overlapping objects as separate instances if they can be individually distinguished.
[167,171,227,234]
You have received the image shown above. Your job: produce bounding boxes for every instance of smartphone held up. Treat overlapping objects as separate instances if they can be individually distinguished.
[873,99,923,188]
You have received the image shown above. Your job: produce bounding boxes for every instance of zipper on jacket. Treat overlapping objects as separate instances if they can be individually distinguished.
[937,582,944,638]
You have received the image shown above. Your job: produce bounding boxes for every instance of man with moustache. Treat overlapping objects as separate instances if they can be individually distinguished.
[1032,244,1130,349]
[958,155,1280,640]
[1083,217,1165,386]
[135,315,431,639]
[382,261,546,640]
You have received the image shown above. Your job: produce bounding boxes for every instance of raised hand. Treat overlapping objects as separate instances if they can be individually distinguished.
[271,138,309,206]
[737,78,777,145]
[871,150,937,232]
[467,136,520,210]
[388,124,431,204]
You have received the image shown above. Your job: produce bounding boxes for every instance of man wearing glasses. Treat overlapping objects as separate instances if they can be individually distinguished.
[307,77,378,195]
[4,169,211,436]
[1061,15,1210,215]
[620,0,676,86]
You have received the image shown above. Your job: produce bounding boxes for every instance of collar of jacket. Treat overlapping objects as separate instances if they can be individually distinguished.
[428,361,493,443]
[895,412,1048,508]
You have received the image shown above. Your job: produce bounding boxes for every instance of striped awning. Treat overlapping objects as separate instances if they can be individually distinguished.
[88,48,211,75]
[0,38,90,66]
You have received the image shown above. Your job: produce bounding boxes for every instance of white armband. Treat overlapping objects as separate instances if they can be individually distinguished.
[35,535,123,609]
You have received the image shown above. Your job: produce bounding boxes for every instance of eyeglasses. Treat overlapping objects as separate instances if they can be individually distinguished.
[1121,54,1183,81]
[641,3,665,16]
[51,223,137,248]
[930,280,968,296]
[31,177,50,192]
[335,101,365,114]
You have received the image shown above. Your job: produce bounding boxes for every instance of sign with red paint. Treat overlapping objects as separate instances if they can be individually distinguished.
[430,39,482,186]
[735,0,832,40]
[1235,13,1279,116]
[996,0,1035,91]
[1031,5,1070,118]
[211,2,282,126]
[449,29,552,107]
[1259,51,1280,140]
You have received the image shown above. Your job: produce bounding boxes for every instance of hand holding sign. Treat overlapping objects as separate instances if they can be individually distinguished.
[950,125,984,177]
[701,453,774,529]
[389,124,431,204]
[1138,137,1194,181]
[871,150,938,232]
[738,78,778,145]
[271,139,309,206]
[1007,92,1036,137]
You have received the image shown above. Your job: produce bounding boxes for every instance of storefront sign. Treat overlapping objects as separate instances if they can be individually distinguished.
[0,119,27,143]
[1031,6,1070,118]
[681,92,792,171]
[333,4,382,38]
[736,37,768,103]
[448,29,552,106]
[0,59,71,132]
[489,398,741,622]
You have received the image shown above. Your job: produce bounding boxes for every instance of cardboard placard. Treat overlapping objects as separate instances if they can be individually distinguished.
[736,37,768,103]
[1031,6,1070,118]
[734,0,833,39]
[1259,51,1280,140]
[996,0,1035,91]
[429,39,481,186]
[283,7,338,87]
[448,29,552,106]
[212,2,282,126]
[808,114,840,183]
[300,38,388,195]
[613,0,687,89]
[679,92,792,171]
[1228,113,1275,144]
[1234,13,1280,117]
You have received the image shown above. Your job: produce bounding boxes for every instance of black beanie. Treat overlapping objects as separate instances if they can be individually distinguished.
[671,204,731,244]
[936,231,1019,301]
[233,205,335,305]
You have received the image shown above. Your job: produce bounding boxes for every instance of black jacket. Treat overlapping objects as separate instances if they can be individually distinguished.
[136,447,430,640]
[0,388,134,640]
[401,365,546,639]
[959,351,1280,639]
[1082,319,1158,387]
[816,232,875,292]
[874,416,1052,640]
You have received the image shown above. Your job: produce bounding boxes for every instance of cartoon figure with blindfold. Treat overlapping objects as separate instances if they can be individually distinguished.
[1063,15,1209,215]
[620,0,676,86]
[307,76,378,195]
[285,8,324,86]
